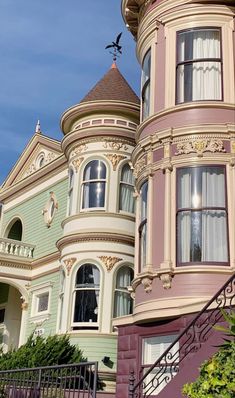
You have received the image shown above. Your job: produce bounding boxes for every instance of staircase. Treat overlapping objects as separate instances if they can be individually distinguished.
[129,273,235,398]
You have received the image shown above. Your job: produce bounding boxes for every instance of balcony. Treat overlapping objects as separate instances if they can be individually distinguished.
[0,238,35,259]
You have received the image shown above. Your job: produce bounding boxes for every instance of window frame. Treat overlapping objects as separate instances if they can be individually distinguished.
[119,163,135,214]
[71,263,101,330]
[113,265,134,318]
[30,282,53,322]
[81,159,107,211]
[141,49,151,120]
[139,181,148,272]
[176,165,229,266]
[175,27,223,104]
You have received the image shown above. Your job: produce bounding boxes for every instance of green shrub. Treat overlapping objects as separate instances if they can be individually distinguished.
[182,310,235,398]
[0,333,86,370]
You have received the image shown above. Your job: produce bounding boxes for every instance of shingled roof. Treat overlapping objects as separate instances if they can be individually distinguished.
[80,63,139,105]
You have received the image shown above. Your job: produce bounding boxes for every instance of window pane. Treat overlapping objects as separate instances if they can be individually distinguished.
[73,290,99,323]
[76,264,100,287]
[176,28,221,103]
[140,182,148,221]
[116,267,133,288]
[82,182,105,208]
[84,160,106,180]
[114,291,133,317]
[142,50,151,85]
[38,293,49,312]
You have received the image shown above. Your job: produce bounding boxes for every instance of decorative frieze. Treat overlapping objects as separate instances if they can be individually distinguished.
[71,144,87,157]
[64,257,77,275]
[133,157,146,178]
[104,154,126,171]
[98,256,122,271]
[103,141,128,151]
[23,152,57,178]
[72,157,84,172]
[175,139,225,157]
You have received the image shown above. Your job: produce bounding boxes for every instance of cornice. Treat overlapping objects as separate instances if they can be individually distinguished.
[57,232,135,251]
[0,155,67,203]
[0,271,31,281]
[32,251,60,268]
[61,100,140,134]
[61,212,135,228]
[0,258,32,270]
[31,267,60,280]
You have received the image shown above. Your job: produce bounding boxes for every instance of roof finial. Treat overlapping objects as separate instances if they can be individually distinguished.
[105,32,122,63]
[35,120,41,134]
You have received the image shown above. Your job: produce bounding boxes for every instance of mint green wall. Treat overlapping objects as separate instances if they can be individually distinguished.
[0,283,9,303]
[26,272,60,338]
[70,335,117,371]
[2,178,68,259]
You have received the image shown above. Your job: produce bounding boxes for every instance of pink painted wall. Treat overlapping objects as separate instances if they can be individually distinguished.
[155,25,166,113]
[139,106,235,140]
[135,272,229,306]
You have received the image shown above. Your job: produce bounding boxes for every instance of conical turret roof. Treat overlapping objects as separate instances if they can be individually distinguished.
[80,63,139,104]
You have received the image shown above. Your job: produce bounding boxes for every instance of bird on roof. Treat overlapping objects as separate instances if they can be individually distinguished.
[105,33,122,61]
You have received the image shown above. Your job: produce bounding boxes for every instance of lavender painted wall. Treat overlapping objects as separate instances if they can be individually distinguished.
[155,25,166,113]
[152,169,165,268]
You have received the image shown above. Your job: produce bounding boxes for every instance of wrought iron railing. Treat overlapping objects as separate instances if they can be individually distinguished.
[0,237,35,258]
[0,361,98,397]
[129,273,235,397]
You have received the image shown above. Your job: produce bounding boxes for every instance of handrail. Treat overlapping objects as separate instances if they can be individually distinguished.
[0,237,35,258]
[129,273,235,397]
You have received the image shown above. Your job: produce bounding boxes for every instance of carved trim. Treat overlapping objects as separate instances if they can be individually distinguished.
[23,152,57,179]
[159,273,172,290]
[231,141,235,154]
[104,154,126,171]
[103,141,128,151]
[98,256,122,271]
[57,233,135,251]
[141,276,153,293]
[64,257,77,275]
[72,157,84,172]
[175,139,226,157]
[71,145,87,157]
[133,157,146,178]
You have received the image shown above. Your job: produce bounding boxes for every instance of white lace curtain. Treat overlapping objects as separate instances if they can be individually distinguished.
[119,164,135,213]
[177,167,228,263]
[177,29,221,102]
[114,267,133,317]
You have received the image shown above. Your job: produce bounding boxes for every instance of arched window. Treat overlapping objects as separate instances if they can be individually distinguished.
[119,164,135,213]
[72,264,100,329]
[82,160,106,209]
[7,219,23,241]
[68,168,74,215]
[139,181,148,270]
[36,153,45,169]
[113,266,134,318]
[141,49,151,120]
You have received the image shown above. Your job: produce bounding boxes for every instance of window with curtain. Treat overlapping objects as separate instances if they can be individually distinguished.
[141,49,151,120]
[119,164,135,213]
[82,160,106,209]
[72,264,100,329]
[139,181,148,270]
[142,335,179,395]
[68,168,74,215]
[113,266,134,318]
[177,166,228,265]
[176,28,222,104]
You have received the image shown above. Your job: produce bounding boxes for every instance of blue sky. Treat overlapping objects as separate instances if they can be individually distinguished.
[0,0,140,184]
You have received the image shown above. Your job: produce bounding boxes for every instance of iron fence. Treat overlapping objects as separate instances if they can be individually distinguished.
[129,273,235,397]
[0,361,98,397]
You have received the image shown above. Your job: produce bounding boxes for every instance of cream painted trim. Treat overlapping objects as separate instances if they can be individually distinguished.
[57,233,135,251]
[32,251,60,267]
[62,211,135,228]
[0,272,31,281]
[31,267,60,280]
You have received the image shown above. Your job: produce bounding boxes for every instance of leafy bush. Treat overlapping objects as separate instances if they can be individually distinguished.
[182,310,235,398]
[0,333,86,370]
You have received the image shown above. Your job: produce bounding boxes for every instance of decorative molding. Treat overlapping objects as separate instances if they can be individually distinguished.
[72,157,84,172]
[64,257,77,275]
[103,141,128,151]
[141,276,153,293]
[159,273,172,290]
[104,154,126,171]
[21,301,29,310]
[133,157,146,178]
[57,233,135,251]
[71,144,87,157]
[98,256,122,271]
[175,139,226,157]
[42,192,58,228]
[231,141,235,154]
[23,152,57,179]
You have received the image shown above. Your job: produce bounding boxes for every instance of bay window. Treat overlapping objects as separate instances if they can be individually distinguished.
[176,28,222,103]
[177,166,228,265]
[141,49,151,120]
[139,181,148,270]
[82,160,106,209]
[72,264,100,329]
[113,266,134,318]
[119,164,135,213]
